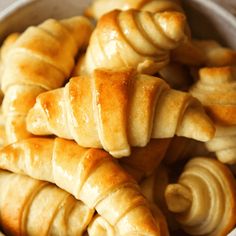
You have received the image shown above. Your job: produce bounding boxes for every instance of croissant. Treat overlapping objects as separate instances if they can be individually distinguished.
[85,0,183,20]
[0,137,162,236]
[78,9,187,75]
[190,66,236,125]
[26,69,215,158]
[0,170,94,236]
[87,205,169,236]
[0,32,20,81]
[206,125,236,164]
[87,214,116,236]
[0,32,20,61]
[0,110,6,147]
[120,138,171,182]
[193,40,236,67]
[1,16,93,144]
[190,66,236,164]
[165,157,236,236]
[85,0,205,68]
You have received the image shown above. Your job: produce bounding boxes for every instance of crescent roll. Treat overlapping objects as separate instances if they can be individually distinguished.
[79,9,187,75]
[1,16,93,144]
[190,66,236,164]
[190,66,236,125]
[193,40,236,67]
[87,204,170,236]
[85,0,183,20]
[206,125,236,165]
[165,157,236,236]
[27,69,215,158]
[84,0,204,67]
[0,32,20,81]
[0,137,162,236]
[0,170,94,236]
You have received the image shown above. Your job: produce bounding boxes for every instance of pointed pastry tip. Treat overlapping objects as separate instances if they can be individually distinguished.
[177,104,215,142]
[155,11,187,42]
[26,102,49,136]
[165,184,192,213]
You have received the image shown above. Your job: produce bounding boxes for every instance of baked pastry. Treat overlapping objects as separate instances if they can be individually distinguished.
[190,66,236,125]
[26,69,215,158]
[1,16,93,144]
[206,125,236,164]
[0,170,94,236]
[78,9,187,75]
[165,157,236,236]
[85,0,205,68]
[0,32,20,61]
[120,138,171,182]
[190,66,236,164]
[0,109,6,147]
[193,40,236,67]
[0,137,162,236]
[0,32,20,81]
[87,214,116,236]
[87,205,170,236]
[85,0,183,20]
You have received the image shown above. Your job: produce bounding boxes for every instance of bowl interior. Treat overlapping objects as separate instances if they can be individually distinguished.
[0,0,91,42]
[182,0,236,49]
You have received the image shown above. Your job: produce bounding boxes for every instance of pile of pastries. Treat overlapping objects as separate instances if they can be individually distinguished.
[0,0,236,235]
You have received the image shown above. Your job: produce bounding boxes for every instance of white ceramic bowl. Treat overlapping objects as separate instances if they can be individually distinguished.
[0,0,91,42]
[0,0,235,235]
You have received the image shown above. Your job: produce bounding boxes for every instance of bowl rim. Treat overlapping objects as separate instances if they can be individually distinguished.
[0,0,235,23]
[187,0,236,28]
[0,0,36,22]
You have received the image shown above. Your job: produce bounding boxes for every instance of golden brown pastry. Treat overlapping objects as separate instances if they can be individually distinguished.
[87,205,170,236]
[87,214,116,236]
[0,32,20,60]
[165,157,236,236]
[78,9,187,75]
[1,16,93,144]
[27,69,215,158]
[0,33,20,81]
[0,170,94,236]
[85,0,204,67]
[206,125,236,164]
[193,40,236,67]
[0,109,6,147]
[190,66,236,164]
[0,137,163,236]
[190,66,236,125]
[85,0,183,20]
[120,138,171,182]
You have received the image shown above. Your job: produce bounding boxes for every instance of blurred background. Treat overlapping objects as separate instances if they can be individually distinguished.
[0,0,236,16]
